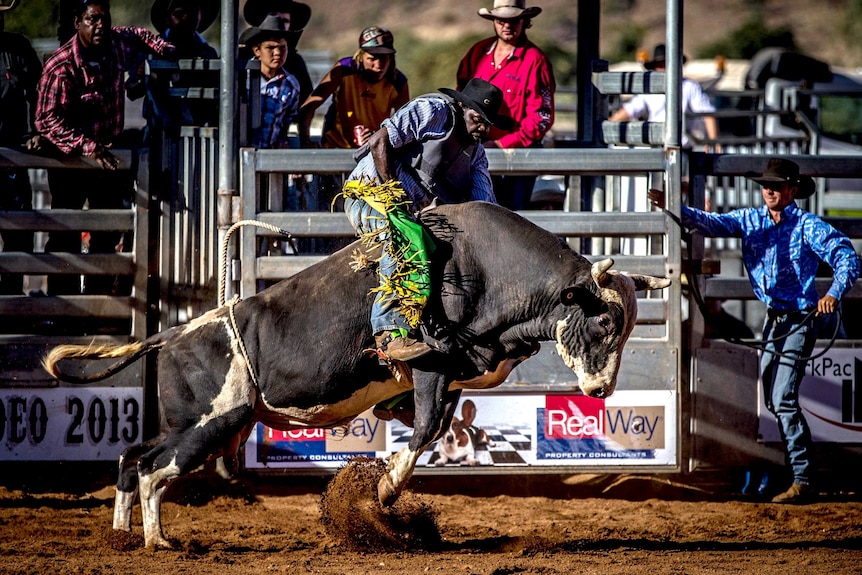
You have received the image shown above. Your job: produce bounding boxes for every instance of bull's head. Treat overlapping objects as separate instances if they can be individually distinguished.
[554,258,671,398]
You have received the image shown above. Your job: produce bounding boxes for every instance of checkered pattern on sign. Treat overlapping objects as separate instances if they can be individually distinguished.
[390,423,533,466]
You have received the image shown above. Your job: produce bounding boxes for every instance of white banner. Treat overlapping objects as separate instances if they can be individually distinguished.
[245,390,677,470]
[759,348,862,442]
[0,387,143,461]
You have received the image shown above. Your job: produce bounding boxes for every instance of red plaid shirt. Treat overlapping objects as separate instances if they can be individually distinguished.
[36,27,172,155]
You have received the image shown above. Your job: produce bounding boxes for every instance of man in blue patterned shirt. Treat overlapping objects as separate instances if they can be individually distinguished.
[650,158,860,503]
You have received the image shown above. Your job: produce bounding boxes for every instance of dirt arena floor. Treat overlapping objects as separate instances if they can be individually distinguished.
[2,461,861,575]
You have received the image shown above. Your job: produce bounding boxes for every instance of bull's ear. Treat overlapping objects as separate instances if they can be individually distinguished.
[560,286,592,306]
[625,273,672,291]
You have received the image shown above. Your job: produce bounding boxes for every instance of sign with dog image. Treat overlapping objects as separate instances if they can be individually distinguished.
[245,391,677,470]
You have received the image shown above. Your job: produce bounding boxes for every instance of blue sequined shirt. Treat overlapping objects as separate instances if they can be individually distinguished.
[681,202,860,311]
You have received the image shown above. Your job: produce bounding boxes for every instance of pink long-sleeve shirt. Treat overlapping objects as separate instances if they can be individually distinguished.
[456,36,555,148]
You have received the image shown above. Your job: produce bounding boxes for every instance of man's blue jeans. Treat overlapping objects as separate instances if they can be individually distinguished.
[760,310,817,485]
[344,196,409,335]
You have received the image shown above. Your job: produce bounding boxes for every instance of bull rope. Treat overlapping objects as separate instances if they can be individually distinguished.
[218,220,296,307]
[226,295,258,386]
[217,219,296,387]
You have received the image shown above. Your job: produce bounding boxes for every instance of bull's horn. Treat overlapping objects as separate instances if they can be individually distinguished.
[591,258,614,287]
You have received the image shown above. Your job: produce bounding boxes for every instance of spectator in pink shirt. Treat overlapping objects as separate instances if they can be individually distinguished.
[456,0,555,210]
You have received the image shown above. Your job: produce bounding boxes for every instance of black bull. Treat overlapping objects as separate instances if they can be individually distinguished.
[43,202,670,548]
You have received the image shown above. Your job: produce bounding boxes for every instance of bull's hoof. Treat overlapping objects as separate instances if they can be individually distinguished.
[377,475,399,507]
[146,535,175,550]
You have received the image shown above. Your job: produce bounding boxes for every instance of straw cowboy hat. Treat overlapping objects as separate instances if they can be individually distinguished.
[243,0,311,30]
[439,78,513,130]
[745,158,816,199]
[150,0,219,34]
[478,0,542,20]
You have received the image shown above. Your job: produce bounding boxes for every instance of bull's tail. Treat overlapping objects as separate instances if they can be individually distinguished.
[42,340,165,384]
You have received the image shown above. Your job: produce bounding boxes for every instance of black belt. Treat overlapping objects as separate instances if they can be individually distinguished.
[766,308,809,320]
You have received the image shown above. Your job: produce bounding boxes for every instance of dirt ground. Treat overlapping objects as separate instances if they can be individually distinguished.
[2,462,861,575]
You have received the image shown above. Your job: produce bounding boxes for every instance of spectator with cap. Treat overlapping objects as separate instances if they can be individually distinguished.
[242,0,313,104]
[456,0,556,211]
[298,26,409,151]
[342,78,506,362]
[297,25,409,241]
[648,158,860,503]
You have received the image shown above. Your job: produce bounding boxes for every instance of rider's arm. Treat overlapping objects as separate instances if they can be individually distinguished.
[369,126,394,183]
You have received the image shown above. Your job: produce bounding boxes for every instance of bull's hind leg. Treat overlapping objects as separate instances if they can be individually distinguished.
[136,407,254,548]
[113,437,163,531]
[379,372,459,506]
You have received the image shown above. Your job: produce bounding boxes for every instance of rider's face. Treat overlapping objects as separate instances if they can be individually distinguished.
[462,106,491,143]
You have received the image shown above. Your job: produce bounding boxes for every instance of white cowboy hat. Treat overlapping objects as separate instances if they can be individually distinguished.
[478,0,542,20]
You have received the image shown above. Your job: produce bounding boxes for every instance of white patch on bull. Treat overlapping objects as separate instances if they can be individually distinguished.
[555,314,586,378]
[112,488,136,531]
[256,374,413,429]
[380,446,422,504]
[178,307,227,335]
[555,270,642,398]
[195,318,257,429]
[139,456,180,548]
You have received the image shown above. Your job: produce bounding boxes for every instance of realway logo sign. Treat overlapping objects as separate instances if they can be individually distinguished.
[545,395,666,450]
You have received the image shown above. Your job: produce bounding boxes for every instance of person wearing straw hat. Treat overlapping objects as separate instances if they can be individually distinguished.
[456,0,555,211]
[342,78,508,362]
[648,158,860,503]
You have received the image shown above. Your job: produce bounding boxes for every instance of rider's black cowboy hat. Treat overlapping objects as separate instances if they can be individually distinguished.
[150,0,219,34]
[745,158,816,199]
[439,78,513,130]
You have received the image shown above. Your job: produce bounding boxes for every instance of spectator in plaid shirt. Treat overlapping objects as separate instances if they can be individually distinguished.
[35,0,173,298]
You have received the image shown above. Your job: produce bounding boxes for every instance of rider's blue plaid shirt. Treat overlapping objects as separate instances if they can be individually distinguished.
[681,201,860,311]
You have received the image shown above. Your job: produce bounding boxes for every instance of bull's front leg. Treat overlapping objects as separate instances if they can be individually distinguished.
[378,372,460,506]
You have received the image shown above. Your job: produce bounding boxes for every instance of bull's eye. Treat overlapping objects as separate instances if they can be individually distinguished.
[597,315,611,329]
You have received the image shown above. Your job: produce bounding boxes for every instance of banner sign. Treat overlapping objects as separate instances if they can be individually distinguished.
[0,387,143,461]
[759,348,862,442]
[245,390,677,470]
